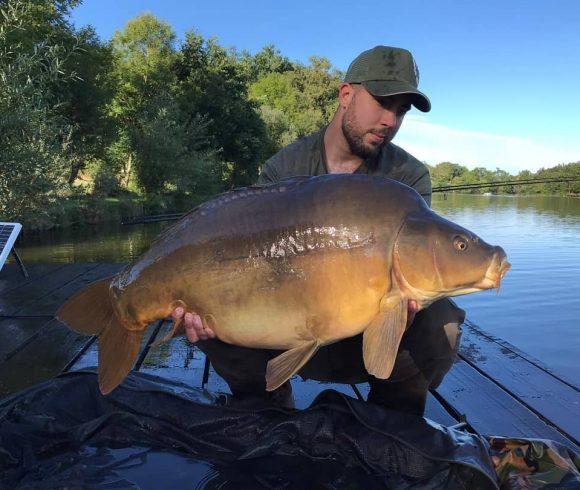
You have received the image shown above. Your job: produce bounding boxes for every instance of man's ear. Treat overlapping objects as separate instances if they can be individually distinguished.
[338,83,357,109]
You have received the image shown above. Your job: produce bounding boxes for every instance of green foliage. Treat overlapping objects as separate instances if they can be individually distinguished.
[239,44,293,83]
[60,26,114,184]
[521,162,580,195]
[0,0,113,186]
[175,32,268,188]
[249,56,342,157]
[106,15,224,195]
[429,161,580,195]
[2,4,577,229]
[0,0,76,219]
[108,13,176,121]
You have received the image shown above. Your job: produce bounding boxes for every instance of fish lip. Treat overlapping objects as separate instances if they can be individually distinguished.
[479,255,511,290]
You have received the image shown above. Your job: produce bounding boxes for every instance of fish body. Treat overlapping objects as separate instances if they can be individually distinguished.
[57,175,510,394]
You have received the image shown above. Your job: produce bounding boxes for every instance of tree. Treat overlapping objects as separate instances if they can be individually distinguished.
[240,44,293,83]
[249,56,342,157]
[175,32,268,188]
[107,14,179,193]
[0,0,76,218]
[430,162,467,189]
[0,0,113,186]
[62,26,114,184]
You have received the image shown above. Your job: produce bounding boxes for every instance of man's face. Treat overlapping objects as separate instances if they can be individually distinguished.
[341,85,412,159]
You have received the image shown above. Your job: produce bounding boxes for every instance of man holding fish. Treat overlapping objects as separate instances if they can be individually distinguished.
[58,46,508,407]
[172,46,467,414]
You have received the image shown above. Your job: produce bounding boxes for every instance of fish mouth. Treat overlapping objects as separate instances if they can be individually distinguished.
[478,249,511,291]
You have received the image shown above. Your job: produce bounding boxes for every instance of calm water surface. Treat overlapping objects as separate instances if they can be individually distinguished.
[11,194,580,381]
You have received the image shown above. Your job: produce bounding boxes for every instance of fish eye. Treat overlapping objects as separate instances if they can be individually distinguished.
[453,235,468,251]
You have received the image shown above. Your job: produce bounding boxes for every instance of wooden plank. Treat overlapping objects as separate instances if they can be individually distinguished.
[0,263,30,286]
[434,360,579,452]
[20,263,124,316]
[0,319,93,398]
[0,263,99,315]
[204,364,233,394]
[459,321,580,444]
[461,320,579,390]
[139,324,207,387]
[0,263,66,295]
[0,263,21,281]
[0,317,53,360]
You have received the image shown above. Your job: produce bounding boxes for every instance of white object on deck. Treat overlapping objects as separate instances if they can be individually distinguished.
[0,222,23,273]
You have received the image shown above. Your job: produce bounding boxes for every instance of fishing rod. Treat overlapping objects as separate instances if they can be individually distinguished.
[433,176,580,192]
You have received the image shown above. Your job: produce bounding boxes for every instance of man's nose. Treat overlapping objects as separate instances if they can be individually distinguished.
[379,108,398,128]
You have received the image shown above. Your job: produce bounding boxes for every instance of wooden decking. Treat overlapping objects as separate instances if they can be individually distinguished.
[1,263,578,453]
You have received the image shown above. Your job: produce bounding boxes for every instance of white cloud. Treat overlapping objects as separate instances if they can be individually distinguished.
[395,115,579,174]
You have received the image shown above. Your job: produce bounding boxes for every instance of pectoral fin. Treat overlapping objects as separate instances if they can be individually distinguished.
[266,340,319,391]
[363,296,408,379]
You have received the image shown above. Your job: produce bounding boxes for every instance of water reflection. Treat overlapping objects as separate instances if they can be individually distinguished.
[14,221,171,264]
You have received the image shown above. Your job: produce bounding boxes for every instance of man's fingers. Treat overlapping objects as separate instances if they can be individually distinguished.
[192,314,210,340]
[202,318,216,339]
[184,312,199,342]
[171,306,185,321]
[178,310,217,343]
[183,312,216,342]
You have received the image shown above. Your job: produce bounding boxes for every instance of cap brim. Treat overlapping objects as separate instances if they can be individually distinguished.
[362,80,431,112]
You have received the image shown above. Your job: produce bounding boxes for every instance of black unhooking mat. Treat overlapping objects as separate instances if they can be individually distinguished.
[0,369,499,489]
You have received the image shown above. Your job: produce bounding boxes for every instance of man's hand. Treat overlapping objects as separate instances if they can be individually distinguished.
[174,299,418,344]
[171,307,216,343]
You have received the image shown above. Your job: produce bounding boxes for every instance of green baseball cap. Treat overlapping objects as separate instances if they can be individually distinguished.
[345,46,431,112]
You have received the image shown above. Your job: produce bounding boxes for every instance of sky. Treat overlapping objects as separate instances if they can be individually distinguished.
[70,0,580,174]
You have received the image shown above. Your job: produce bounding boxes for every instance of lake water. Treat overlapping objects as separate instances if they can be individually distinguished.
[9,194,580,381]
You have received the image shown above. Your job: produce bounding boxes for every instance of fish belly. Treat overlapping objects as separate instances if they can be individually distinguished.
[190,246,391,350]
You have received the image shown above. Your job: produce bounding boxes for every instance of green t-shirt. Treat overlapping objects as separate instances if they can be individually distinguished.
[257,127,432,206]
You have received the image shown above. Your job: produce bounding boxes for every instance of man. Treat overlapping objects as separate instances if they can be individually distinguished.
[172,46,465,415]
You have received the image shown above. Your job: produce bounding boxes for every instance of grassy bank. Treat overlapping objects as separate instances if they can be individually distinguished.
[20,193,211,231]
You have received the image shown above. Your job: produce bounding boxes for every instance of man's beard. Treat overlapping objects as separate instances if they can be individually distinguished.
[341,110,385,160]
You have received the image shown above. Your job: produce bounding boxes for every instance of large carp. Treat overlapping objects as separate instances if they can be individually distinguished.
[57,175,510,395]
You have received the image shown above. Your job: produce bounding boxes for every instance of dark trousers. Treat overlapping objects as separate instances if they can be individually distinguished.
[197,299,465,415]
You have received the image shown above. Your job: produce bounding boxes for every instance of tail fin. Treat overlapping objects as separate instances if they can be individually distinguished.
[56,278,114,335]
[98,320,144,394]
[56,277,144,395]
